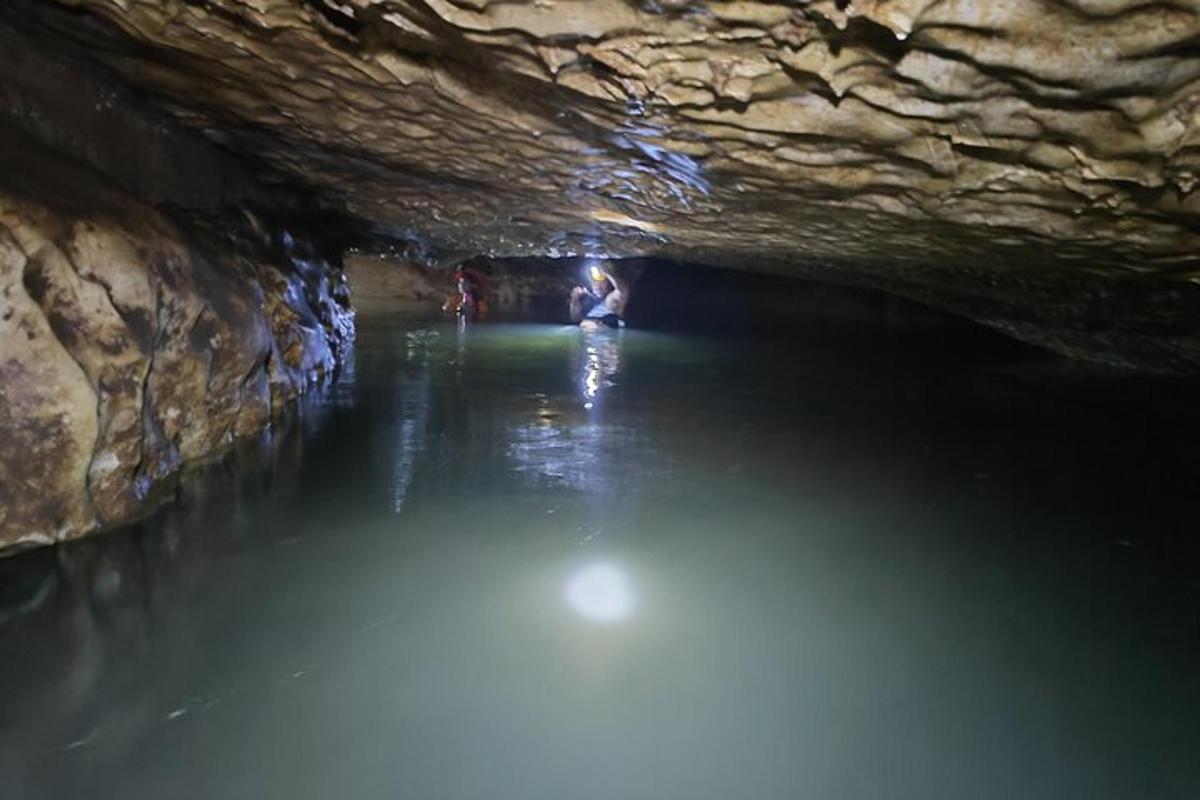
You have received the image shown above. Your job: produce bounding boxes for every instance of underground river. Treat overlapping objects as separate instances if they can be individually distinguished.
[1,300,1198,800]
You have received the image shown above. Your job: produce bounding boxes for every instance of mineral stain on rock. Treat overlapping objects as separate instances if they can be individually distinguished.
[0,131,354,553]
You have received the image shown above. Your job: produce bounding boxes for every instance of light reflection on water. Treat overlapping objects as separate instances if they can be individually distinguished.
[564,561,636,624]
[388,329,437,512]
[506,328,626,490]
[0,305,1198,800]
[579,331,621,411]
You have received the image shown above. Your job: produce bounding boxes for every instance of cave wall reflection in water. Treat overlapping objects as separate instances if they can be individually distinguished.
[0,299,1198,799]
[0,367,352,777]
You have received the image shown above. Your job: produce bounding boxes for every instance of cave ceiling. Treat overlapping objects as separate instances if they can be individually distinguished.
[5,0,1200,365]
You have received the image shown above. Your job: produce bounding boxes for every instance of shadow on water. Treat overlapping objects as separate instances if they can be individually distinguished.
[1,294,1199,799]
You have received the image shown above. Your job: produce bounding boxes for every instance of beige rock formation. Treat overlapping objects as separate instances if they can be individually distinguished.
[345,253,580,308]
[0,134,353,553]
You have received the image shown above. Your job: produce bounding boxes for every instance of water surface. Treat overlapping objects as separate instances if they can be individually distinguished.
[2,301,1198,799]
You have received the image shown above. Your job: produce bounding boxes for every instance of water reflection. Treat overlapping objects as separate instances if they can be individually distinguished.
[578,330,622,412]
[2,308,1198,800]
[0,385,341,789]
[505,329,628,492]
[564,561,635,624]
[503,329,650,545]
[389,330,437,512]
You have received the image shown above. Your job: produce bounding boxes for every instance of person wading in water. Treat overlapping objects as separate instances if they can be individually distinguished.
[570,264,629,330]
[443,265,489,319]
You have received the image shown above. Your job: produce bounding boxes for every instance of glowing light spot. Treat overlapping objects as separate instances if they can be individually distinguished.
[584,360,601,398]
[565,562,635,623]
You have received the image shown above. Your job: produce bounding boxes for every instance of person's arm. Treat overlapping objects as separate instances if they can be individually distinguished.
[602,271,630,317]
[569,286,587,322]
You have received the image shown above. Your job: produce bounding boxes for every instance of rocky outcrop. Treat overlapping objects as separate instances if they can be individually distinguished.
[6,0,1200,367]
[344,255,449,303]
[0,134,353,553]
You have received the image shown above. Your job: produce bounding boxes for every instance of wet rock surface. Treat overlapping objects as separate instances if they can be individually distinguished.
[346,253,585,309]
[5,0,1200,367]
[0,133,354,554]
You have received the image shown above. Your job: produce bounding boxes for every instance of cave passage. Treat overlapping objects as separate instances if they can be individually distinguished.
[1,300,1198,800]
[5,0,1200,795]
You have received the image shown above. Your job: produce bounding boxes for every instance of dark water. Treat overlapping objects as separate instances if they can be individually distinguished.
[1,300,1198,800]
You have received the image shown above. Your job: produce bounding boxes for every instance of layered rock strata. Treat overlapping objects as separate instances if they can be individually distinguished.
[5,0,1200,367]
[0,135,353,553]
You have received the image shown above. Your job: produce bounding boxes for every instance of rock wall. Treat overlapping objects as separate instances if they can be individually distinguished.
[0,134,353,554]
[0,13,250,218]
[345,253,583,311]
[344,255,447,302]
[345,253,579,308]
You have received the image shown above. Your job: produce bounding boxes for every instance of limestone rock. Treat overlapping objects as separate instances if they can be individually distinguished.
[345,256,447,302]
[0,139,354,554]
[345,254,579,307]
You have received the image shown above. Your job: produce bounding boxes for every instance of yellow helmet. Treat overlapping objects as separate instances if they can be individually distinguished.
[588,265,606,283]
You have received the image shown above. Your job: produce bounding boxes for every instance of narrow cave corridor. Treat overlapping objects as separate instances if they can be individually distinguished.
[2,2,1200,799]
